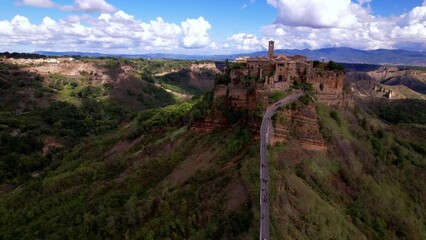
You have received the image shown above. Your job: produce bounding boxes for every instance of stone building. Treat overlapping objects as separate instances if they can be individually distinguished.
[226,40,348,107]
[233,41,314,85]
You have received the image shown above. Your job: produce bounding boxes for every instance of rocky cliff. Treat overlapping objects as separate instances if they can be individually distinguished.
[346,65,426,94]
[190,62,221,73]
[308,71,351,107]
[192,59,351,152]
[271,103,327,151]
[194,83,330,151]
[351,80,426,100]
[191,83,265,133]
[18,59,111,83]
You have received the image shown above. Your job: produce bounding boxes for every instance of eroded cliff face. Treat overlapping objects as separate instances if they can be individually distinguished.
[346,65,426,95]
[365,66,409,81]
[308,71,352,107]
[351,80,426,100]
[190,62,220,73]
[192,60,350,152]
[20,60,112,84]
[191,114,228,133]
[191,83,265,133]
[271,103,327,152]
[193,82,329,151]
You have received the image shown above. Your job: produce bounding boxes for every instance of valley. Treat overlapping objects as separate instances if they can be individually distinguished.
[0,51,425,239]
[2,1,426,239]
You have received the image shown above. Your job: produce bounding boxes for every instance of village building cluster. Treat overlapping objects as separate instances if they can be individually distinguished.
[233,41,314,85]
[222,40,347,107]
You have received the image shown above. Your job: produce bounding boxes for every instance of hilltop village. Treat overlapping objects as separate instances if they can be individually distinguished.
[213,41,349,109]
[194,41,352,151]
[234,41,313,84]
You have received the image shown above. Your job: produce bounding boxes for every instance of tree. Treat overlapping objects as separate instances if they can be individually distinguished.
[313,60,321,68]
[326,61,344,71]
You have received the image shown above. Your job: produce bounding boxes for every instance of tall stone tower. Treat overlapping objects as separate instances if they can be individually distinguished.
[268,40,274,58]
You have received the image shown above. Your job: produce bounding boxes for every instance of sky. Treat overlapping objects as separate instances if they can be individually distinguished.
[0,0,425,54]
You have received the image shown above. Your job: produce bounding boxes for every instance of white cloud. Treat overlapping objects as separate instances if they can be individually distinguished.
[20,0,116,13]
[181,17,211,48]
[258,22,396,50]
[228,33,262,51]
[357,0,371,8]
[0,21,14,35]
[404,4,426,24]
[251,0,426,51]
[21,0,54,8]
[5,1,426,53]
[67,0,116,13]
[266,0,368,29]
[11,15,37,34]
[0,11,215,53]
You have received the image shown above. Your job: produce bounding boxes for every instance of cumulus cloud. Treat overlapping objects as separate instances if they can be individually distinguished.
[181,17,211,48]
[20,0,54,8]
[63,0,117,13]
[357,0,371,8]
[266,0,370,29]
[20,0,116,13]
[6,0,426,53]
[228,33,262,51]
[0,11,215,53]
[244,0,426,51]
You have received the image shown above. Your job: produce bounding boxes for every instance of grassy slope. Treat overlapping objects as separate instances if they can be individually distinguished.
[0,60,255,239]
[0,113,257,239]
[0,61,167,185]
[266,102,426,239]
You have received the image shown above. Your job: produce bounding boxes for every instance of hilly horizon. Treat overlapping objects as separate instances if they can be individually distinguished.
[34,47,426,66]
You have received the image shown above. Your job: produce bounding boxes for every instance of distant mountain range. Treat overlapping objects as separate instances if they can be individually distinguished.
[35,47,426,66]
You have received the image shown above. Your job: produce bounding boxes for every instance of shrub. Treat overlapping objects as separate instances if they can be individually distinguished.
[330,110,341,126]
[325,61,345,71]
[313,60,321,68]
[228,62,247,70]
[269,90,285,103]
[215,74,230,85]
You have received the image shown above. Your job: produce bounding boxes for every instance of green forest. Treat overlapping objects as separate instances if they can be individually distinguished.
[0,58,425,239]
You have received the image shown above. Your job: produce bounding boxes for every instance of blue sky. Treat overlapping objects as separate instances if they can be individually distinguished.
[0,0,425,54]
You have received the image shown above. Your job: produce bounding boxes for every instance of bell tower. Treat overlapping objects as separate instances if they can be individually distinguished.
[268,40,274,58]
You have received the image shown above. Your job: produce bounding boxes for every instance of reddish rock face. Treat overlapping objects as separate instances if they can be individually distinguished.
[271,103,327,152]
[191,70,347,152]
[308,71,349,107]
[191,53,352,152]
[190,114,228,133]
[227,84,260,110]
